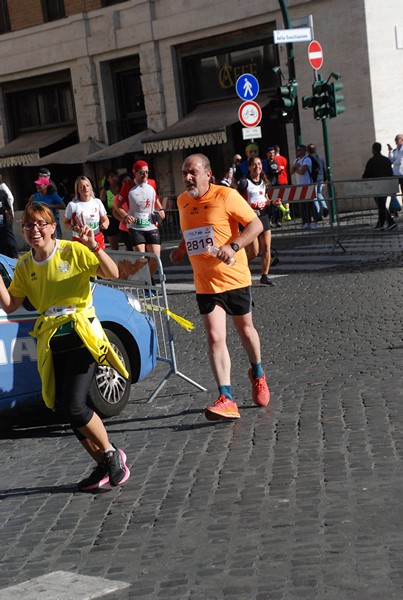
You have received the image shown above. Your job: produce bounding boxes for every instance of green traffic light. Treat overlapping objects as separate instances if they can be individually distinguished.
[312,81,328,95]
[282,98,294,108]
[311,81,332,119]
[303,75,345,120]
[278,85,290,97]
[302,95,314,109]
[268,82,297,121]
[329,81,345,118]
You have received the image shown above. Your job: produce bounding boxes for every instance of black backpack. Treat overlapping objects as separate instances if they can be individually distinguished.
[309,155,320,183]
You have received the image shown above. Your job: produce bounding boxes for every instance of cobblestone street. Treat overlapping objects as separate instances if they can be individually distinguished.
[1,235,403,600]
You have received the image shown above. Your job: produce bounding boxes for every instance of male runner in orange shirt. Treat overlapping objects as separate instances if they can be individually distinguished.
[170,153,270,420]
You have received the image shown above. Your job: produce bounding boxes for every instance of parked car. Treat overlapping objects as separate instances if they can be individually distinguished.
[0,253,157,417]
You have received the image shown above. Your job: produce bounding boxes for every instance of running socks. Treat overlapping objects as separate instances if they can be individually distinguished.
[250,362,264,379]
[218,385,233,400]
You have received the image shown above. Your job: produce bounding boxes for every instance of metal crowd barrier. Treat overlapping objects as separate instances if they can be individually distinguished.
[268,179,402,252]
[156,178,402,253]
[97,250,206,402]
[158,196,181,242]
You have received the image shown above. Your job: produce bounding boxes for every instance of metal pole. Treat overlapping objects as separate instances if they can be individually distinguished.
[321,117,336,222]
[322,117,345,252]
[278,0,302,146]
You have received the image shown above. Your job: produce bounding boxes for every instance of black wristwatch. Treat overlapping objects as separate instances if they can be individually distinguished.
[230,242,240,252]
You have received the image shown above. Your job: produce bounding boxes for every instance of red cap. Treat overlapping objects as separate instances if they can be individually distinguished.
[133,160,149,172]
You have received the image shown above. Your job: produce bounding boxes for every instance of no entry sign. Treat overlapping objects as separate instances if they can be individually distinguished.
[308,40,323,70]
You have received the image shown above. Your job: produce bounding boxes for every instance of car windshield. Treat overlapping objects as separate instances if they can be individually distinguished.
[0,263,11,288]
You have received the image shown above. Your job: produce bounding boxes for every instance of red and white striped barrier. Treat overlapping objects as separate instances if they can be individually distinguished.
[269,184,316,202]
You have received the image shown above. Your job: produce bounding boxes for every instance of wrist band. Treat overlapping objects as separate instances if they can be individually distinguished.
[90,242,100,253]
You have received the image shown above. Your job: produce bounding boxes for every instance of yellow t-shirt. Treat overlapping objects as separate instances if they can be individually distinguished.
[177,184,257,294]
[9,239,99,313]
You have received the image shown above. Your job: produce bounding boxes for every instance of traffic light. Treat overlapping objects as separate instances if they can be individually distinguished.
[301,81,331,119]
[329,82,345,118]
[268,82,297,122]
[302,76,345,120]
[302,95,314,110]
[312,80,332,120]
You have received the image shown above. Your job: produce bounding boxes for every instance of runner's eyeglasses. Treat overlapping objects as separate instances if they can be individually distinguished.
[22,221,50,230]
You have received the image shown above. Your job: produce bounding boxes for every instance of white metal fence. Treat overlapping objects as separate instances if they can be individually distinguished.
[98,250,206,402]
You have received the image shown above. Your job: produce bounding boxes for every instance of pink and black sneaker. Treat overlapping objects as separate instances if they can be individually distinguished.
[104,447,130,487]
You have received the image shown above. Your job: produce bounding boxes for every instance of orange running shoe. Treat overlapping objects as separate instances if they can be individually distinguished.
[248,369,270,407]
[204,394,240,421]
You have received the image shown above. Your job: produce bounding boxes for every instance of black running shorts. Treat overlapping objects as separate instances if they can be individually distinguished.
[259,213,271,232]
[196,286,253,316]
[128,228,161,246]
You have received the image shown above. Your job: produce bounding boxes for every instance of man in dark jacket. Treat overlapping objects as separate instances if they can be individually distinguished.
[362,142,396,231]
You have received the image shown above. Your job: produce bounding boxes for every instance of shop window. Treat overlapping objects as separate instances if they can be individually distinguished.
[116,69,145,126]
[105,58,146,142]
[0,0,10,34]
[41,0,65,22]
[177,24,278,112]
[7,82,75,133]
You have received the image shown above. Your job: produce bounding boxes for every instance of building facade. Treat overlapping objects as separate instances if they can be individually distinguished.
[0,0,402,206]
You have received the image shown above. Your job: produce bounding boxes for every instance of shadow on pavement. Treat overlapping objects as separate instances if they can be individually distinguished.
[0,484,80,499]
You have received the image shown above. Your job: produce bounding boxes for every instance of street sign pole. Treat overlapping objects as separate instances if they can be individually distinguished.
[321,115,335,220]
[322,115,343,250]
[304,36,337,225]
[278,0,302,146]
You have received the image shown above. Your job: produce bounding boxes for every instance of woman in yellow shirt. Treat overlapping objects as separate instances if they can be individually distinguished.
[0,203,130,492]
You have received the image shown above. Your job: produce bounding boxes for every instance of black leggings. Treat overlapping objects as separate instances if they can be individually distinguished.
[52,339,97,441]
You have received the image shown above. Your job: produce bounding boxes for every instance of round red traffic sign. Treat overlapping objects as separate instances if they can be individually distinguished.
[308,40,323,70]
[238,100,262,128]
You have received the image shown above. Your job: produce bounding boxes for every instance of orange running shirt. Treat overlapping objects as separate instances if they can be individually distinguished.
[177,184,257,294]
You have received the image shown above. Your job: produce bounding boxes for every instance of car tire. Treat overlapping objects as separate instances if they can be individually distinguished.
[88,328,132,418]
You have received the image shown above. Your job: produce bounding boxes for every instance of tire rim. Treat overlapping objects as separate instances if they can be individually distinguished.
[94,343,128,406]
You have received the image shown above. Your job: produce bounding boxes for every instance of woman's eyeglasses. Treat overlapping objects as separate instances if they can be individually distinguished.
[22,221,50,230]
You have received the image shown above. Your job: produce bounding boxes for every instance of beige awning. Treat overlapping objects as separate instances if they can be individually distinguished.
[141,97,269,154]
[87,129,152,162]
[30,138,107,166]
[0,127,76,167]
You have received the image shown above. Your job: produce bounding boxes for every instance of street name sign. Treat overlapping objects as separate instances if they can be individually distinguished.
[274,28,312,44]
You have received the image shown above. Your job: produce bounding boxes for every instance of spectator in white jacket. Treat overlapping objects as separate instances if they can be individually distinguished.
[0,174,18,258]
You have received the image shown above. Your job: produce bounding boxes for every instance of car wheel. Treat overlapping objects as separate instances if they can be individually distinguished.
[88,328,132,418]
